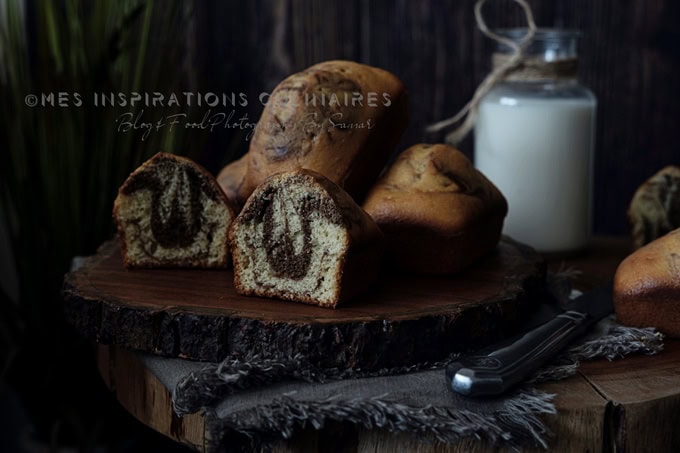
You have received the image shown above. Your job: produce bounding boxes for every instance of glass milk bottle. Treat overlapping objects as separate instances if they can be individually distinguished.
[475,29,596,254]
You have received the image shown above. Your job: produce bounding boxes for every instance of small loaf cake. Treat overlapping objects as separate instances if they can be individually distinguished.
[242,60,408,203]
[363,144,507,274]
[217,155,248,211]
[229,169,384,308]
[628,166,680,249]
[613,227,680,337]
[114,153,235,268]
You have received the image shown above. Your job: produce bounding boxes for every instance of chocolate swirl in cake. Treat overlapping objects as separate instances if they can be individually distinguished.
[121,161,220,248]
[230,169,384,307]
[114,152,235,269]
[241,179,342,279]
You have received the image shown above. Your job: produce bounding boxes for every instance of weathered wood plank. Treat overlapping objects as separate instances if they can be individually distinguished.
[579,341,680,451]
[100,345,206,451]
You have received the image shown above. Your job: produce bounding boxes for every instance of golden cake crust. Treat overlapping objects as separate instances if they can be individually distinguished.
[613,228,680,337]
[242,60,408,203]
[362,144,507,274]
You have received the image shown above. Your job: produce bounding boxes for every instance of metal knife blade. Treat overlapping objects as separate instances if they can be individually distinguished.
[445,283,613,397]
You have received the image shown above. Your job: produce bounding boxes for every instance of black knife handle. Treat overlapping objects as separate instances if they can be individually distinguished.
[445,310,591,397]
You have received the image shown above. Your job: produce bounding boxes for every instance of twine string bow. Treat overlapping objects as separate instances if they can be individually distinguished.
[426,0,537,145]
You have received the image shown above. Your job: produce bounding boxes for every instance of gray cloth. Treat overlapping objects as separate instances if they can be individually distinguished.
[149,354,553,446]
[142,316,663,451]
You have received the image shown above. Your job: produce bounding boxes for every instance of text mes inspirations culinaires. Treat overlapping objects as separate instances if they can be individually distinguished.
[26,91,394,108]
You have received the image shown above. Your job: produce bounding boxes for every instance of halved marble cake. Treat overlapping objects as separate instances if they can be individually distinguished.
[229,169,383,308]
[113,153,235,268]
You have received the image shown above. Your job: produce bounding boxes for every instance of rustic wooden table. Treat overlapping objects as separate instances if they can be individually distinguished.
[94,237,680,452]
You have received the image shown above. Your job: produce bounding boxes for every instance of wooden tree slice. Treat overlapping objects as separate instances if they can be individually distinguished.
[63,238,545,369]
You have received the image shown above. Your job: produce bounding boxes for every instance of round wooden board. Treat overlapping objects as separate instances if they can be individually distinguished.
[63,238,545,369]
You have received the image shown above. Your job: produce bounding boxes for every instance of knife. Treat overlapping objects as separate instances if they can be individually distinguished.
[445,283,613,397]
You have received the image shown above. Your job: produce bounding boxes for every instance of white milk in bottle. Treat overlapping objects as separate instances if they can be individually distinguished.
[475,29,596,253]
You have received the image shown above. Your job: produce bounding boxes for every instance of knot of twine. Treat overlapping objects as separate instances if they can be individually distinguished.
[426,0,537,145]
[492,53,578,81]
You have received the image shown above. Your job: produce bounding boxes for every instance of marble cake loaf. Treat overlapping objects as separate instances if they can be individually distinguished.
[113,153,235,268]
[238,60,408,205]
[362,144,507,275]
[613,228,680,337]
[229,169,384,308]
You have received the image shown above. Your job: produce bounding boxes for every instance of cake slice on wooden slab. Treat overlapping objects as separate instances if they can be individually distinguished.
[113,153,235,268]
[229,169,384,308]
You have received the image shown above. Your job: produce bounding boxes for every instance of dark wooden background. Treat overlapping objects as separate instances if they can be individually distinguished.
[190,0,679,235]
